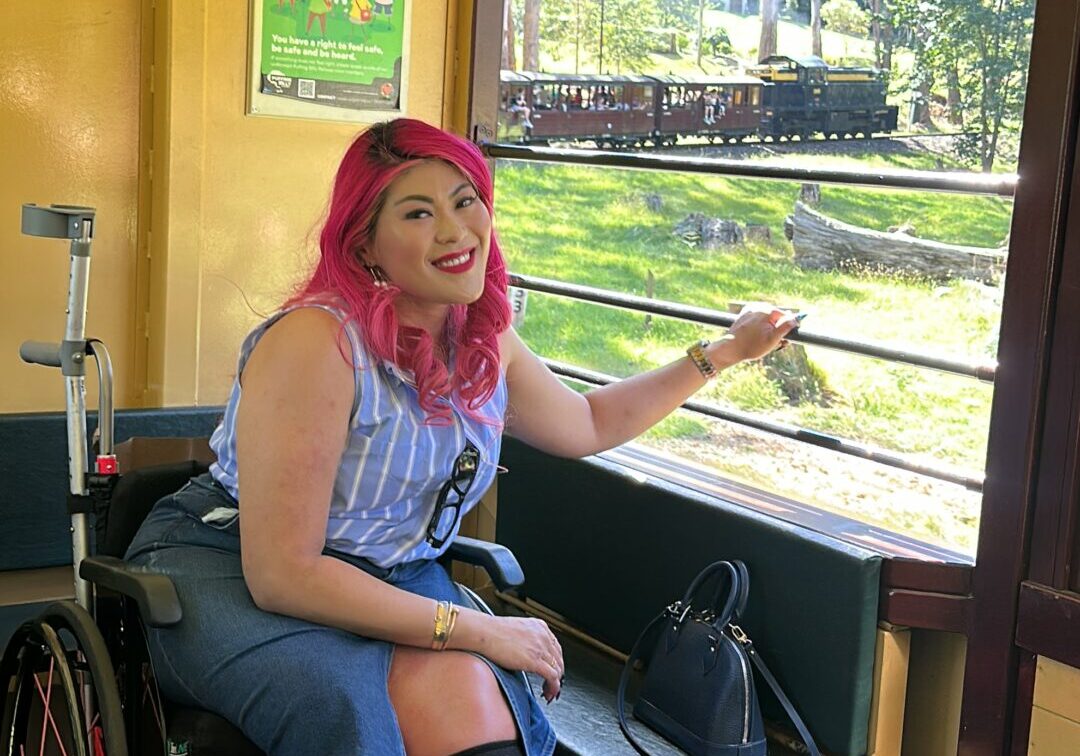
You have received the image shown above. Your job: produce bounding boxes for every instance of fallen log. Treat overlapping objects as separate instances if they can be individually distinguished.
[788,201,1006,284]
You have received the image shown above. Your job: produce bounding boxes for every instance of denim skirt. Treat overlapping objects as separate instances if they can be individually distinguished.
[124,474,556,756]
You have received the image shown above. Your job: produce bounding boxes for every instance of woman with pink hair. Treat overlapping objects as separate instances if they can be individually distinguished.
[124,118,796,755]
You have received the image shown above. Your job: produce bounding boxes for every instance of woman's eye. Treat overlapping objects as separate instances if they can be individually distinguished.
[458,195,478,209]
[405,209,432,219]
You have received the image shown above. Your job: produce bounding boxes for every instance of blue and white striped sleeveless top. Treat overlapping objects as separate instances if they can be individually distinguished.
[208,299,508,568]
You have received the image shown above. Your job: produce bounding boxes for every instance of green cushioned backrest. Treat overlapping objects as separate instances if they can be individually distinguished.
[497,438,881,756]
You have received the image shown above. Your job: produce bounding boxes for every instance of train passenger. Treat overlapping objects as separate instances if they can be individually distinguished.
[122,118,797,756]
[509,90,533,129]
[704,91,717,124]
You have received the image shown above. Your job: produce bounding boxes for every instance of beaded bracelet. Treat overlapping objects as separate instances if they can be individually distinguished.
[686,339,718,380]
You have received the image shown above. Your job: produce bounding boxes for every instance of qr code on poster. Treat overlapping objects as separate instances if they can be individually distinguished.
[298,79,315,99]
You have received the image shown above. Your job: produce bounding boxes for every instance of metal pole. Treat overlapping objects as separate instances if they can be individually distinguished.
[482,142,1018,196]
[65,220,94,614]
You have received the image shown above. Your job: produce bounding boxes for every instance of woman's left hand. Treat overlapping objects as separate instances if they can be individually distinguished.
[719,303,800,362]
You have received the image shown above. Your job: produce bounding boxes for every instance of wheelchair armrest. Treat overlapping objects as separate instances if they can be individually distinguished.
[80,555,183,628]
[445,536,525,591]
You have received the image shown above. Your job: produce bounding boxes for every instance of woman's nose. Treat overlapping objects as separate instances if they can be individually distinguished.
[435,214,465,245]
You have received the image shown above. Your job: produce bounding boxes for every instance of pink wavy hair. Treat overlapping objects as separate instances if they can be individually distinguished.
[287,119,510,425]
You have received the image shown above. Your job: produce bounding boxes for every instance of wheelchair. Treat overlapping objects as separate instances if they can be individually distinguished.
[1,204,526,755]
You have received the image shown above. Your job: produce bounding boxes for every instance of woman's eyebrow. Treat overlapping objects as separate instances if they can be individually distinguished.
[392,183,473,206]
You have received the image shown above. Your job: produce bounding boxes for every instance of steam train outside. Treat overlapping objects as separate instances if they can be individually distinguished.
[498,55,900,147]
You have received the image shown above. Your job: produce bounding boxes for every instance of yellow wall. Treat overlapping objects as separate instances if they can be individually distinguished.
[0,2,147,412]
[1028,656,1080,754]
[153,0,459,406]
[4,0,463,412]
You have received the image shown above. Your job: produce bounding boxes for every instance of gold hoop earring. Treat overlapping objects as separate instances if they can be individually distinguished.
[365,264,390,288]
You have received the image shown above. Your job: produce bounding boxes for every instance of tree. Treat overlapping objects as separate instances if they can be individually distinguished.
[758,0,779,61]
[523,0,542,71]
[810,0,822,57]
[502,0,517,70]
[600,0,660,73]
[869,0,894,71]
[820,0,869,37]
[696,0,707,67]
[540,0,600,73]
[889,0,1035,171]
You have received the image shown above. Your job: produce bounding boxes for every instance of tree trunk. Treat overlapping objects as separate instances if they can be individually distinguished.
[947,61,963,125]
[572,0,581,74]
[523,0,541,72]
[758,0,778,62]
[810,0,822,58]
[502,0,516,71]
[697,0,707,67]
[912,77,933,127]
[871,0,881,67]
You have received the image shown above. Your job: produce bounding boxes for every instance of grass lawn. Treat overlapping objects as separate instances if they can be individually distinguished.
[494,148,1010,479]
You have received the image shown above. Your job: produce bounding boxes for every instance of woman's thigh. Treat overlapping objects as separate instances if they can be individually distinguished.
[134,544,406,756]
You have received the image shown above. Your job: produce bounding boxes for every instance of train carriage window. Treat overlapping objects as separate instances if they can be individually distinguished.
[489,0,1038,556]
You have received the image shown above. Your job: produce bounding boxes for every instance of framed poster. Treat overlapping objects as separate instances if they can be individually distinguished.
[248,0,410,123]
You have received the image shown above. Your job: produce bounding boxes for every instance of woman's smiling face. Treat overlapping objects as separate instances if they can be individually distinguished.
[366,159,492,329]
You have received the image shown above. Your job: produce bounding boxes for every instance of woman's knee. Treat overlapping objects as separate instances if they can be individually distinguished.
[389,647,517,754]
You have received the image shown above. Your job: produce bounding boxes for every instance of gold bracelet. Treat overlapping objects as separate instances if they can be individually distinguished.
[431,600,451,650]
[686,339,717,380]
[441,605,460,651]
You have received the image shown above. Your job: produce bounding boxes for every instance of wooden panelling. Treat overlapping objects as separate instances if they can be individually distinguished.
[1028,707,1080,755]
[1032,656,1080,725]
[1016,582,1080,671]
[868,627,910,756]
[881,589,971,634]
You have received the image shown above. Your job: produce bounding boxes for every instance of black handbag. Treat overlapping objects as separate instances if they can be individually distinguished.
[617,560,820,756]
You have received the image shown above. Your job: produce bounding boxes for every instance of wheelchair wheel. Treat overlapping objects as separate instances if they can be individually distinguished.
[0,601,126,756]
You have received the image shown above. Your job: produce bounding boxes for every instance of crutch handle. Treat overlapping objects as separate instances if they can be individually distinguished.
[20,340,61,367]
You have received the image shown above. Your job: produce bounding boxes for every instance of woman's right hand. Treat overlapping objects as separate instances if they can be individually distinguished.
[455,613,564,702]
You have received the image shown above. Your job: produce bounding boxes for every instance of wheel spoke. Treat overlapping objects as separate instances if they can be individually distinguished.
[32,663,71,756]
[37,658,54,756]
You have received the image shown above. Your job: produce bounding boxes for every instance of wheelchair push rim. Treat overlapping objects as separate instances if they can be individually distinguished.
[0,601,127,756]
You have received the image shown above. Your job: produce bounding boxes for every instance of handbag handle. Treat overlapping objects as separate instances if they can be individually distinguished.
[677,560,749,630]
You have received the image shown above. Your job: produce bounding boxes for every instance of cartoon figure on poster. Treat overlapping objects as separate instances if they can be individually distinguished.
[255,0,406,117]
[374,0,394,30]
[350,0,373,41]
[307,0,332,36]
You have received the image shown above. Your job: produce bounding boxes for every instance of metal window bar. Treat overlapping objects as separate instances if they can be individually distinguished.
[510,273,998,383]
[483,143,1018,197]
[549,359,984,492]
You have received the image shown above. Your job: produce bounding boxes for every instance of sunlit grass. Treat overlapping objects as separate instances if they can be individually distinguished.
[495,155,1009,475]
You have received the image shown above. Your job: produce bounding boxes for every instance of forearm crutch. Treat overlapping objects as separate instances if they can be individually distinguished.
[19,203,117,615]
